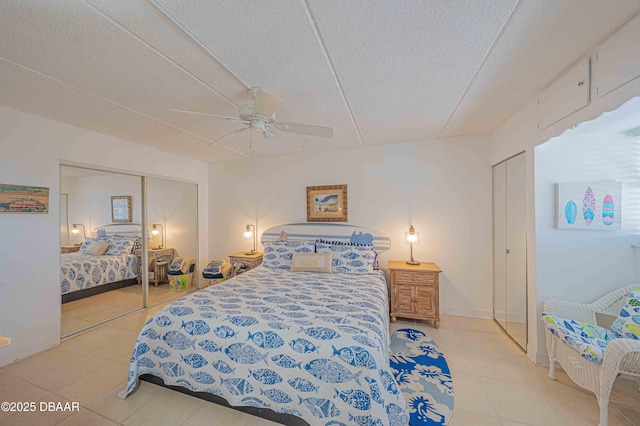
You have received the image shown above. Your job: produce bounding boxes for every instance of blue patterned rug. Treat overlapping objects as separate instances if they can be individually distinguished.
[390,328,454,425]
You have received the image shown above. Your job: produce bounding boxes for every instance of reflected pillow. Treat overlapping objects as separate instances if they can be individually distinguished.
[290,252,333,273]
[316,240,377,273]
[610,286,640,340]
[263,241,315,270]
[84,242,110,256]
[105,237,135,256]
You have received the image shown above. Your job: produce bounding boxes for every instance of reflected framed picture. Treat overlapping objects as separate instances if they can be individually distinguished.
[111,195,132,223]
[306,184,348,222]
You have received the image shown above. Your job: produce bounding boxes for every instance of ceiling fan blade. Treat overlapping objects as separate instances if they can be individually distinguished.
[252,89,282,119]
[208,127,248,146]
[274,121,334,138]
[171,109,245,123]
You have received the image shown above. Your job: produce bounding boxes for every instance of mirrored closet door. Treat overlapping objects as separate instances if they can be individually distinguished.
[493,152,527,350]
[60,165,144,337]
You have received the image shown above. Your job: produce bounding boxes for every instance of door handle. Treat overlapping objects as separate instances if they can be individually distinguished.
[506,249,510,254]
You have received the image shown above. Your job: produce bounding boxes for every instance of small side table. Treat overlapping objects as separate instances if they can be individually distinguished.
[137,248,175,286]
[389,260,442,328]
[61,245,81,254]
[229,252,263,277]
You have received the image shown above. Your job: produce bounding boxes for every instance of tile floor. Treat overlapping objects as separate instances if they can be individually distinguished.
[1,312,639,425]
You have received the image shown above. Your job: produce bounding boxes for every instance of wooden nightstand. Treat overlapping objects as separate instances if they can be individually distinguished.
[61,245,81,254]
[136,248,175,286]
[229,252,263,277]
[389,260,442,328]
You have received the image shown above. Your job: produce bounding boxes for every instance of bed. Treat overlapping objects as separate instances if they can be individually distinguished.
[120,224,408,425]
[60,224,141,304]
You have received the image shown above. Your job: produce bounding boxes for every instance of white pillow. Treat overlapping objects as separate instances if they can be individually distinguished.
[84,242,110,256]
[290,252,333,273]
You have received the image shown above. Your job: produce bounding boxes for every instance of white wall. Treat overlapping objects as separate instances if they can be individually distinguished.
[0,105,208,367]
[208,135,494,318]
[491,14,640,362]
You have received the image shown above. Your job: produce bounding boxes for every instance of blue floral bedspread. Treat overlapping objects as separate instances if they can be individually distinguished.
[121,266,409,426]
[60,253,137,294]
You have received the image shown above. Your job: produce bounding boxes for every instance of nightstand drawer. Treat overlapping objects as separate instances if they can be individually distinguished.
[393,270,436,285]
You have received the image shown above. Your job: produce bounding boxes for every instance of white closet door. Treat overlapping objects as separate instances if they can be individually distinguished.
[493,162,507,330]
[505,153,527,349]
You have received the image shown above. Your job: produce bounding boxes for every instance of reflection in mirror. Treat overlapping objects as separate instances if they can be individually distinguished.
[145,176,198,306]
[60,165,143,337]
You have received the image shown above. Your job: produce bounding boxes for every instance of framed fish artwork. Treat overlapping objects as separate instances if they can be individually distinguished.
[555,181,622,230]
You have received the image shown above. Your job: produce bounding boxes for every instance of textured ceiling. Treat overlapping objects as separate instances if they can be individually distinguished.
[0,0,639,162]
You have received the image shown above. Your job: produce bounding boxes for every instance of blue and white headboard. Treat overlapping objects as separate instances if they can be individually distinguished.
[261,223,391,252]
[91,223,143,238]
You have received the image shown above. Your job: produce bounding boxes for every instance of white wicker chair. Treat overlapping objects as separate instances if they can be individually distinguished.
[544,285,640,426]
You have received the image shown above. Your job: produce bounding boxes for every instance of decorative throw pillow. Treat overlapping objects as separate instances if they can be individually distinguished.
[316,240,377,273]
[84,242,110,256]
[130,237,142,254]
[79,236,109,253]
[290,252,333,273]
[610,287,640,340]
[105,237,135,256]
[316,239,379,270]
[263,241,315,270]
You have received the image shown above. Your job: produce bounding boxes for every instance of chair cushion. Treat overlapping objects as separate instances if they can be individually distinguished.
[610,287,640,340]
[542,313,618,364]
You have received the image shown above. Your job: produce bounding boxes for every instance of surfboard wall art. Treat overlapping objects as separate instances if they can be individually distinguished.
[555,181,622,230]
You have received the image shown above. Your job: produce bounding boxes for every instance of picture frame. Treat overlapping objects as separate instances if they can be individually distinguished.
[555,181,622,230]
[306,184,348,222]
[111,195,132,223]
[0,183,49,214]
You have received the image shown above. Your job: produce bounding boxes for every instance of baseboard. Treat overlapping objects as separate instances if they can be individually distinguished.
[441,305,494,319]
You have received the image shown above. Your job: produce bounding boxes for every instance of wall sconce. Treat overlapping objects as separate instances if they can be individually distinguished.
[405,225,420,265]
[244,224,257,255]
[71,224,86,240]
[151,224,165,249]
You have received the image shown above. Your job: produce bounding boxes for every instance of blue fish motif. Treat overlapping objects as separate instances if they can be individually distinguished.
[286,293,313,300]
[263,296,292,304]
[189,371,215,384]
[349,414,383,426]
[248,306,276,313]
[141,328,161,340]
[175,379,196,391]
[224,343,268,364]
[365,377,384,405]
[289,338,320,354]
[219,304,241,309]
[349,301,377,310]
[245,301,264,305]
[241,397,270,408]
[281,312,309,318]
[379,369,399,395]
[169,306,194,316]
[304,359,361,385]
[192,299,215,305]
[221,377,253,396]
[294,320,314,326]
[310,309,334,315]
[287,377,319,393]
[248,331,285,349]
[211,360,235,374]
[275,247,289,253]
[357,322,384,340]
[280,305,304,311]
[316,316,351,325]
[261,388,292,403]
[226,316,259,327]
[349,314,379,324]
[160,362,185,377]
[198,340,222,353]
[181,320,211,336]
[335,388,371,410]
[181,353,208,369]
[332,345,377,369]
[213,325,235,339]
[197,306,217,312]
[347,260,365,267]
[220,298,242,303]
[248,368,283,385]
[200,313,218,319]
[261,314,283,321]
[130,343,150,362]
[267,321,290,330]
[137,357,156,368]
[161,331,195,350]
[271,354,301,369]
[299,326,341,340]
[152,346,171,358]
[341,252,359,260]
[277,408,303,417]
[327,304,363,312]
[298,396,340,419]
[386,403,409,426]
[352,335,377,348]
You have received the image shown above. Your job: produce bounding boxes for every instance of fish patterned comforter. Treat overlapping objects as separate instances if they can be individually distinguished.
[121,266,409,426]
[60,252,137,294]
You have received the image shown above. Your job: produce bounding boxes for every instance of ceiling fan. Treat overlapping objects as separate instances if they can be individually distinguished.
[172,87,333,146]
